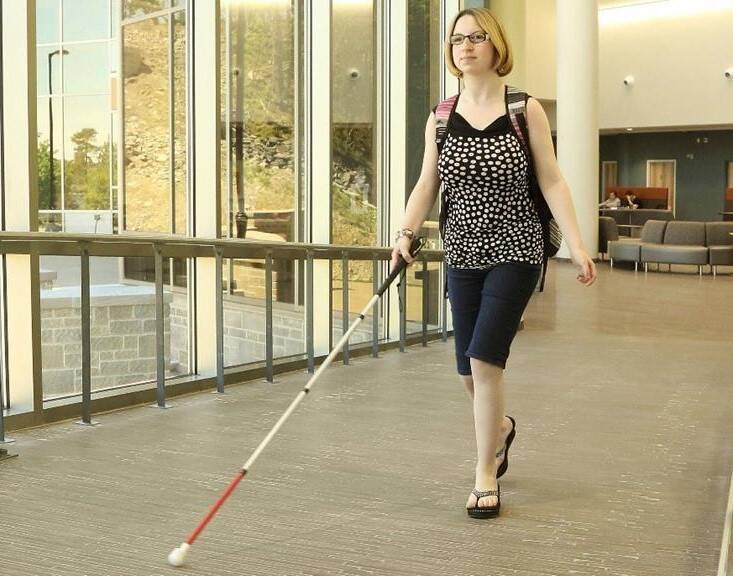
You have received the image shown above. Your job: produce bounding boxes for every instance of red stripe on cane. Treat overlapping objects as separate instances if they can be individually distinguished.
[186,469,247,545]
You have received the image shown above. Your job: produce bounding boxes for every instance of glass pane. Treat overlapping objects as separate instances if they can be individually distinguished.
[123,0,166,19]
[221,1,297,250]
[173,11,187,235]
[331,259,378,346]
[41,254,190,400]
[223,257,304,368]
[37,46,63,97]
[331,0,377,339]
[114,256,191,386]
[63,42,110,95]
[424,261,441,329]
[112,0,121,39]
[111,3,122,74]
[111,111,119,186]
[37,0,60,44]
[331,0,377,248]
[407,0,441,250]
[41,255,80,400]
[220,11,230,238]
[405,265,423,334]
[37,96,63,211]
[63,211,114,233]
[169,258,191,375]
[63,95,112,210]
[120,255,190,380]
[63,0,110,42]
[407,0,442,333]
[123,16,170,233]
[39,212,63,233]
[224,259,266,368]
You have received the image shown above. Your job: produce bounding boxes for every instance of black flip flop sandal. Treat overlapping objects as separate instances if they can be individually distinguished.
[496,416,516,479]
[466,485,501,519]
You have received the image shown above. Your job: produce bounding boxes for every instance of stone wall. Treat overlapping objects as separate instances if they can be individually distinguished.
[41,284,417,399]
[168,291,382,368]
[41,285,175,399]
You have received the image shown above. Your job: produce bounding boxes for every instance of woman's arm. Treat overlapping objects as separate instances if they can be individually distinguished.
[398,112,441,234]
[390,112,441,269]
[525,97,597,285]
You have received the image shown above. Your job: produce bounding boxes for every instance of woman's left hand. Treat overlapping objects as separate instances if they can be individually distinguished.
[570,247,597,286]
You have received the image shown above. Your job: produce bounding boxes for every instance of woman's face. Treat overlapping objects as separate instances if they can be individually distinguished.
[451,15,497,77]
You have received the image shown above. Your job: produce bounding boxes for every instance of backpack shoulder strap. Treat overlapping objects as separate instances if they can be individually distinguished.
[506,85,560,292]
[506,85,530,153]
[433,94,459,151]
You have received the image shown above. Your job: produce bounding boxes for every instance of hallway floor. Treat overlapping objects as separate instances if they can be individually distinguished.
[2,261,732,575]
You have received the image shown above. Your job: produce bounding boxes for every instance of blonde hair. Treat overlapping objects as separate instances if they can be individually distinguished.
[444,8,513,78]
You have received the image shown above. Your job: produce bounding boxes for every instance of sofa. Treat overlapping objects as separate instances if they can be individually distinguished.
[607,219,733,275]
[607,219,668,271]
[706,222,733,276]
[598,216,619,260]
[641,221,708,274]
[599,209,674,236]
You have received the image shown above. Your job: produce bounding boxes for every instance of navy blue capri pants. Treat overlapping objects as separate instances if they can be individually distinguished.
[447,262,541,375]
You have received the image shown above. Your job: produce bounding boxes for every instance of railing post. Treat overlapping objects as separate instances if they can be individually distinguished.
[0,361,15,457]
[0,398,10,445]
[153,243,169,409]
[265,251,274,383]
[76,242,97,425]
[306,251,314,374]
[0,377,16,453]
[342,251,349,365]
[399,269,406,353]
[371,253,379,358]
[215,246,225,393]
[0,443,16,461]
[421,258,428,347]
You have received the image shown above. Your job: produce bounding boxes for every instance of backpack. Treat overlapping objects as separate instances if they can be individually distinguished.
[434,85,562,292]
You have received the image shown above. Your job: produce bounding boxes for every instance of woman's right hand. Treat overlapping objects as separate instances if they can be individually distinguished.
[389,236,415,274]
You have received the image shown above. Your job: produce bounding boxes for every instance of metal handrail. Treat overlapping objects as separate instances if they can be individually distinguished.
[0,232,446,431]
[0,231,444,260]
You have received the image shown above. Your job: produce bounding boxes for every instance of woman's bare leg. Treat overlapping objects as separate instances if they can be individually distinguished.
[466,358,504,509]
[461,374,513,469]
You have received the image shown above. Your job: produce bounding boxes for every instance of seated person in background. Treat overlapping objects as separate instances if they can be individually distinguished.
[599,192,621,208]
[623,192,642,209]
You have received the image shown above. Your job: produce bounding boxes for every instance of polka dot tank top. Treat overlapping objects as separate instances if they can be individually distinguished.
[436,109,544,269]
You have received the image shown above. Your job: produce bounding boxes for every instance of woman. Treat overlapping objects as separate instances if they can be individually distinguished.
[599,191,621,208]
[390,8,597,519]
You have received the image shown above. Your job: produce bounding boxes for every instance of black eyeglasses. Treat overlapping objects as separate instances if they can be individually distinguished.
[449,31,489,46]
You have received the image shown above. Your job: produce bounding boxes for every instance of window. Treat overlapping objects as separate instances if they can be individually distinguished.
[35,0,117,233]
[219,0,305,367]
[330,0,378,344]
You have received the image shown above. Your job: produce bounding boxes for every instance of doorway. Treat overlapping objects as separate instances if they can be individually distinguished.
[646,160,676,213]
[724,161,733,221]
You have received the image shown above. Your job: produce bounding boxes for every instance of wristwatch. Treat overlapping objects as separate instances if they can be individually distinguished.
[394,228,415,242]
